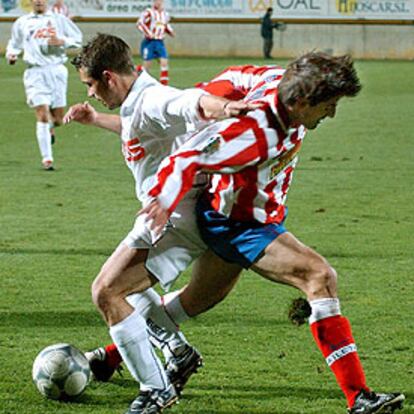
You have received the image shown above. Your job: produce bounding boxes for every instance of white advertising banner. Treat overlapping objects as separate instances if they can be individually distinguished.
[1,0,413,19]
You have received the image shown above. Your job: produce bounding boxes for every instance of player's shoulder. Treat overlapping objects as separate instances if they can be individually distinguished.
[50,10,69,22]
[14,13,32,24]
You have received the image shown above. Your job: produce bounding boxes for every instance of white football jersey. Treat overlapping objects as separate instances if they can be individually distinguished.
[6,10,82,66]
[120,71,208,204]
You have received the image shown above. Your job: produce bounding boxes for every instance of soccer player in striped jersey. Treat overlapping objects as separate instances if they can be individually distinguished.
[137,0,174,85]
[141,52,405,414]
[79,63,284,388]
[64,34,256,414]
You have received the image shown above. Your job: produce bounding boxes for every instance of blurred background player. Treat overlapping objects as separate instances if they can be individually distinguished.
[137,0,174,85]
[260,7,286,59]
[51,0,70,18]
[6,0,82,170]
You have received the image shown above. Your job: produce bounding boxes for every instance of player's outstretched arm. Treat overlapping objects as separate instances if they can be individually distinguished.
[63,102,122,134]
[199,95,260,120]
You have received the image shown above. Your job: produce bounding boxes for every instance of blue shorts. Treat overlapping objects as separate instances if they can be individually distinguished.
[141,39,168,61]
[196,196,287,269]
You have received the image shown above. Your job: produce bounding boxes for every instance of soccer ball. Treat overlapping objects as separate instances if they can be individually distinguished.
[32,343,91,400]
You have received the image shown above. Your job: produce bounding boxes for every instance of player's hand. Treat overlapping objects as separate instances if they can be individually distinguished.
[7,55,17,65]
[63,102,98,126]
[137,199,171,236]
[222,100,262,118]
[48,36,64,47]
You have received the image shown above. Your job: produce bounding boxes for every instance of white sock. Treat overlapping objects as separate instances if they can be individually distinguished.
[147,319,189,361]
[36,122,52,162]
[163,291,190,325]
[309,298,341,324]
[109,309,169,390]
[127,288,179,332]
[127,289,189,361]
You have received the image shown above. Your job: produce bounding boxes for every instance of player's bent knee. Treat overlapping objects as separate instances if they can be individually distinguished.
[306,261,337,298]
[91,275,116,312]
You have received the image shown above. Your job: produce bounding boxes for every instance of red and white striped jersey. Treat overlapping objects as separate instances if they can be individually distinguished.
[51,3,70,17]
[137,6,174,40]
[197,64,285,101]
[149,73,308,224]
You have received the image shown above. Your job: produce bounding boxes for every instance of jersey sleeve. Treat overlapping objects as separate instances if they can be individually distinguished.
[57,14,82,49]
[137,10,153,38]
[143,86,210,132]
[197,65,281,101]
[149,108,280,213]
[6,18,24,58]
[165,12,174,36]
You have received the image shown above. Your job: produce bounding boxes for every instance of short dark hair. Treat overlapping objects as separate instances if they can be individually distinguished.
[72,33,135,80]
[278,51,362,106]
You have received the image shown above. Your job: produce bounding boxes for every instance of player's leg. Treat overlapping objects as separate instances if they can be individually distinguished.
[160,250,243,393]
[48,65,68,145]
[141,39,153,72]
[196,198,404,412]
[49,107,65,144]
[34,105,54,170]
[263,38,272,59]
[92,243,177,412]
[251,232,404,412]
[165,249,243,321]
[23,67,54,169]
[159,57,169,86]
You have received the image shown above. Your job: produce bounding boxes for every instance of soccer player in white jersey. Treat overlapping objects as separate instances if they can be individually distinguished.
[6,0,82,171]
[141,52,405,414]
[137,0,174,85]
[79,63,286,383]
[64,34,255,414]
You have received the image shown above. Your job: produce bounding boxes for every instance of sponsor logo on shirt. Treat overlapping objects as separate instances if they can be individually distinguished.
[123,137,146,162]
[268,144,301,180]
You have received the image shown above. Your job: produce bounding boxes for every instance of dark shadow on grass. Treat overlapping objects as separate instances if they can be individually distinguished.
[0,310,103,327]
[320,250,393,259]
[182,383,343,401]
[190,314,287,327]
[0,247,112,257]
[76,383,343,413]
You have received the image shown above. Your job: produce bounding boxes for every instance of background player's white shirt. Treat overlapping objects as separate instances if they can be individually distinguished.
[120,71,208,205]
[6,10,82,66]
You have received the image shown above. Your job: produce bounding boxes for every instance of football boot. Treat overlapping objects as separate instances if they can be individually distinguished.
[348,390,405,413]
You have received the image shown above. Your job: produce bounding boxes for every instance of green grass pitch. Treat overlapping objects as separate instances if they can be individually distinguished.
[0,57,413,414]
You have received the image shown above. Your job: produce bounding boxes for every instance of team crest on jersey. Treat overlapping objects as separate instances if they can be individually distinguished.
[201,135,221,154]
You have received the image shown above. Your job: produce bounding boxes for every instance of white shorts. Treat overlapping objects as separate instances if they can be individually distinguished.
[122,188,207,291]
[23,64,68,109]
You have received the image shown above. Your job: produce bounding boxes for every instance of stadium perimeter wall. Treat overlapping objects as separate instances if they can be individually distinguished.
[0,21,413,60]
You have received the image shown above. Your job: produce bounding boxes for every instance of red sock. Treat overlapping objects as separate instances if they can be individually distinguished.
[310,315,369,407]
[104,343,123,368]
[160,69,169,85]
